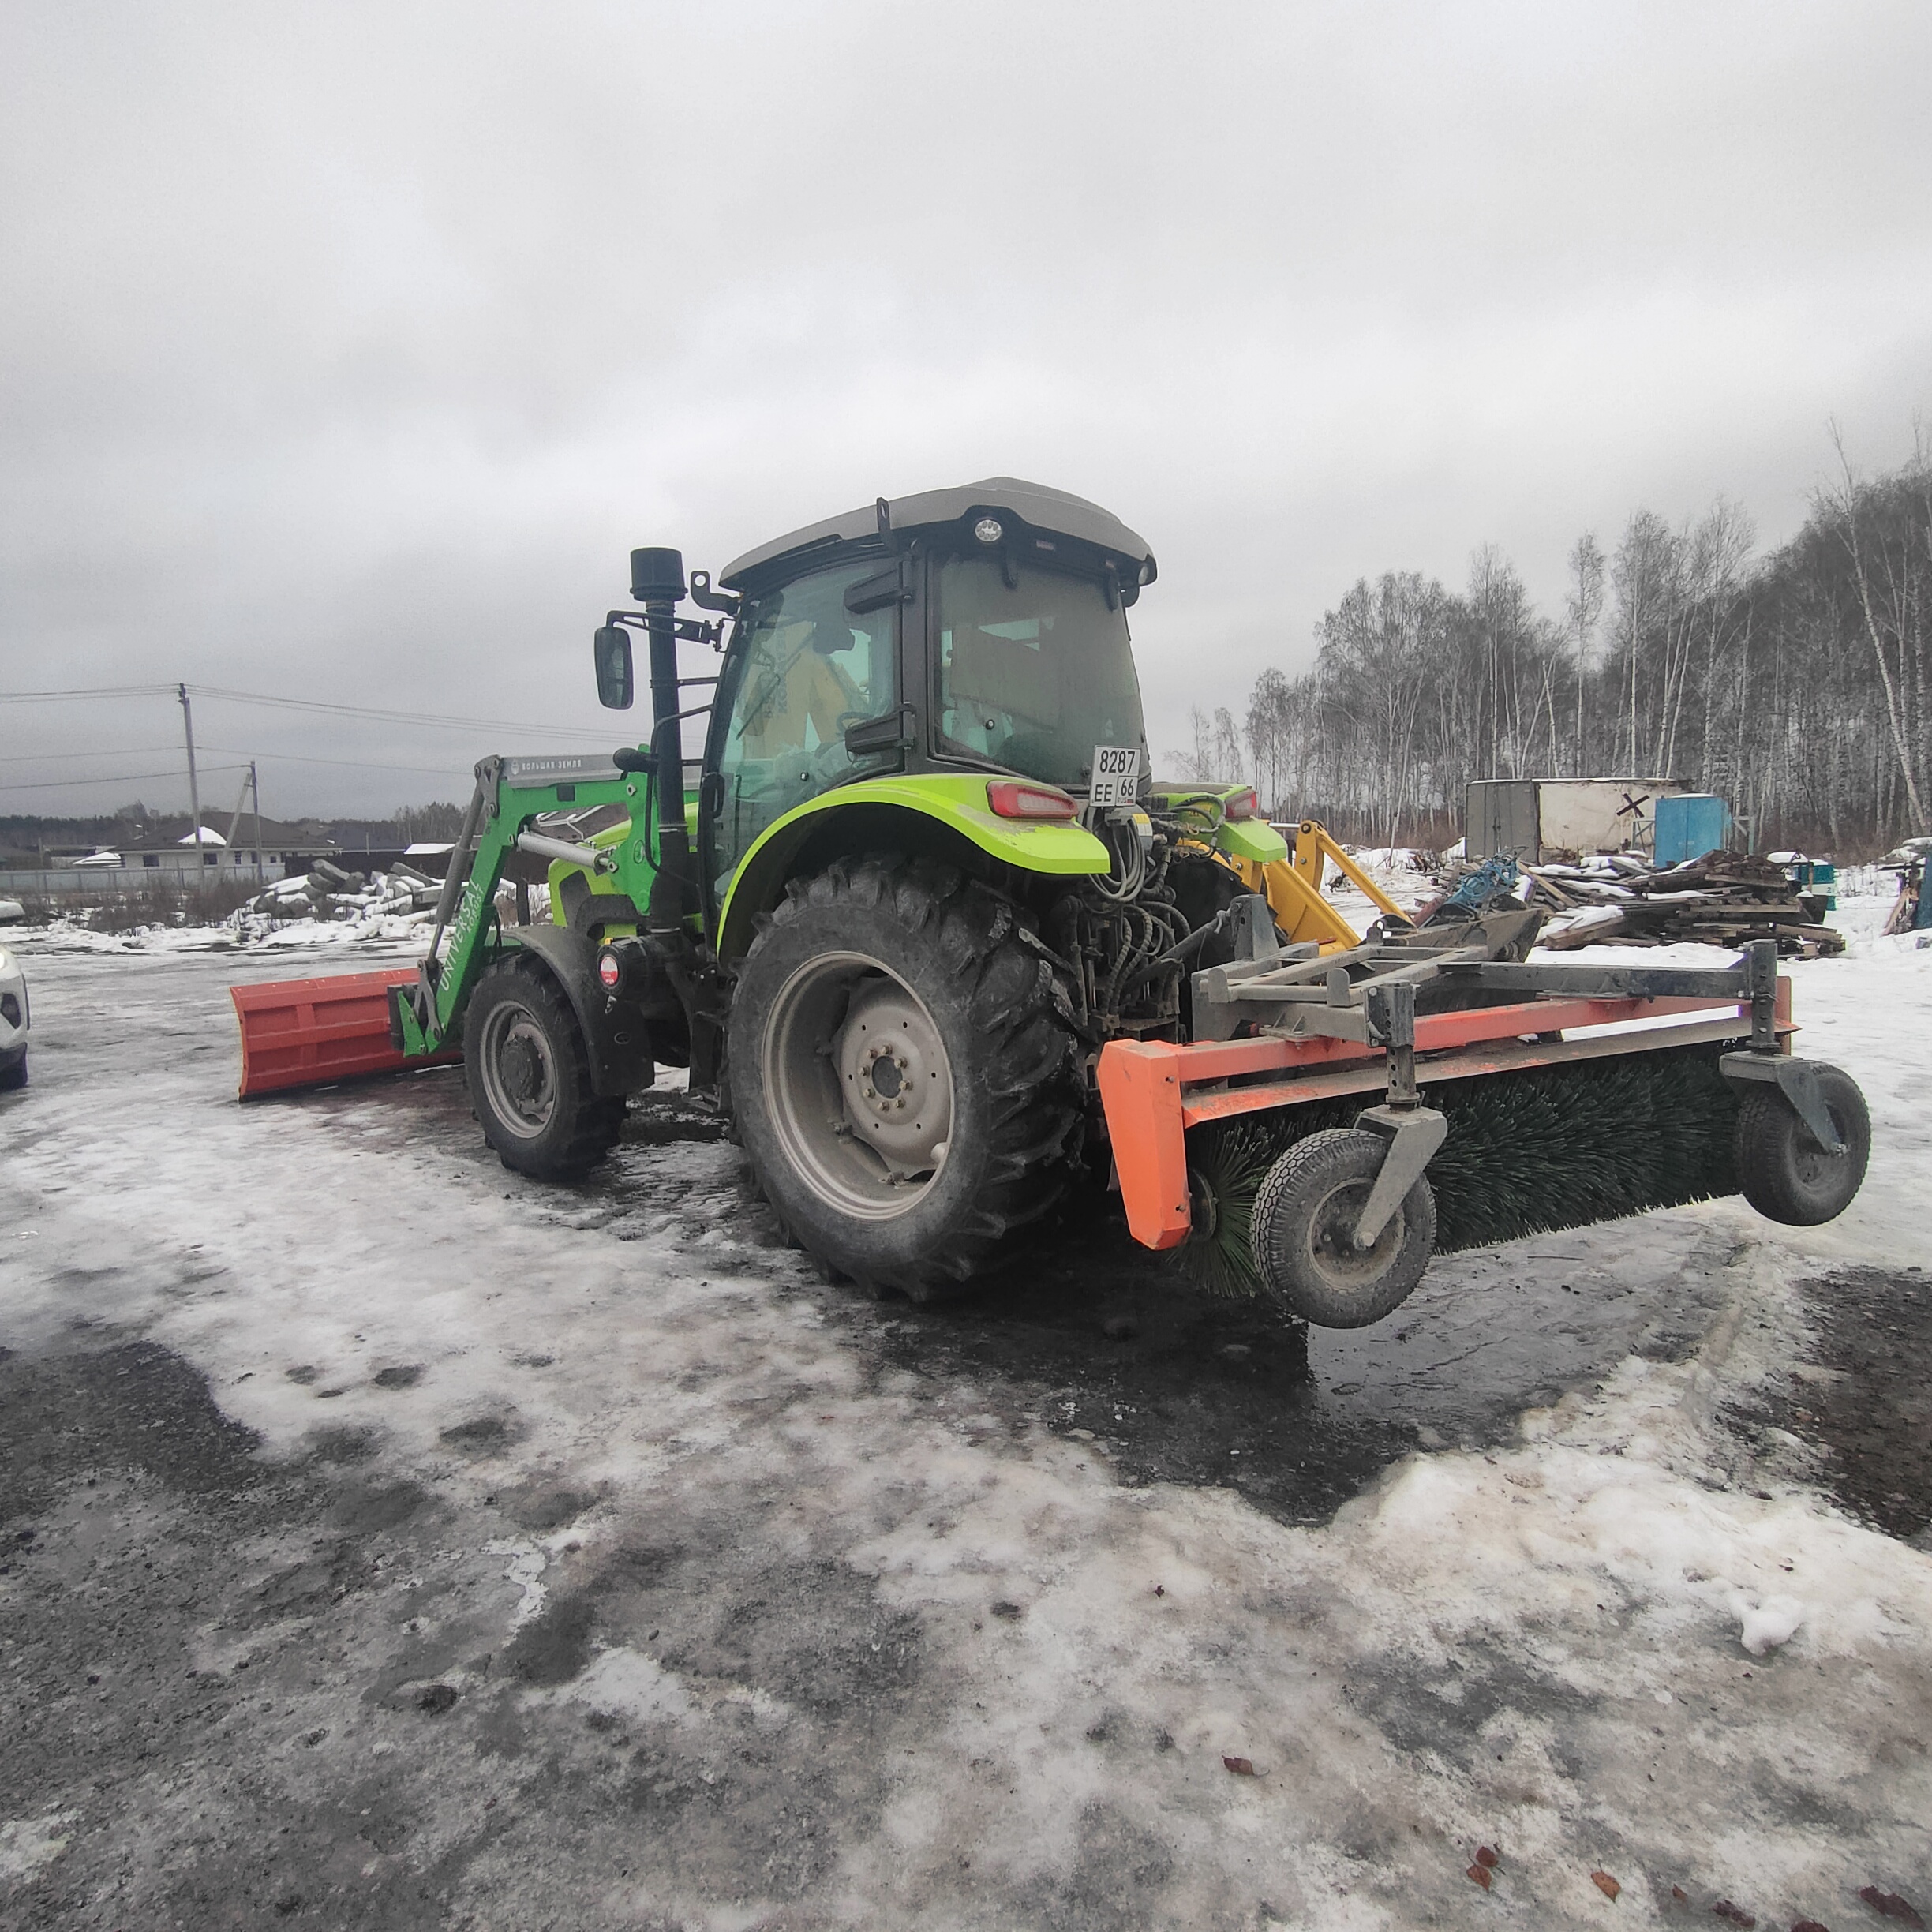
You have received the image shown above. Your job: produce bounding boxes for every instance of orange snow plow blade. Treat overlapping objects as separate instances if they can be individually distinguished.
[230,968,459,1099]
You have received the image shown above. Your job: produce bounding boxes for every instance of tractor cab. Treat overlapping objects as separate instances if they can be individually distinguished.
[596,480,1161,921]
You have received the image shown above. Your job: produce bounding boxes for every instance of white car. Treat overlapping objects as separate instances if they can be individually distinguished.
[0,942,28,1090]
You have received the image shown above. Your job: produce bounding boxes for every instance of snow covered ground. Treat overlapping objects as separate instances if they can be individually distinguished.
[0,919,1928,1930]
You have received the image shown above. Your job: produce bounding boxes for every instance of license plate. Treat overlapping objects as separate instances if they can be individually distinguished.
[1088,745,1140,807]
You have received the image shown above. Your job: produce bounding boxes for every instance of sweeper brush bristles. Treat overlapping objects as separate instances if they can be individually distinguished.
[1175,1043,1741,1297]
[1425,1045,1739,1252]
[1178,1118,1294,1298]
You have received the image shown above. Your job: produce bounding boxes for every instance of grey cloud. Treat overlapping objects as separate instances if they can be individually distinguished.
[3,0,1930,813]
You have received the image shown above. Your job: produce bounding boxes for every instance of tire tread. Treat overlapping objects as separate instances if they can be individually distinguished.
[740,854,1081,1298]
[1734,1065,1870,1226]
[466,954,625,1181]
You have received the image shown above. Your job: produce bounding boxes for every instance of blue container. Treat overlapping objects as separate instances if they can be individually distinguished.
[1654,793,1732,865]
[1789,859,1837,911]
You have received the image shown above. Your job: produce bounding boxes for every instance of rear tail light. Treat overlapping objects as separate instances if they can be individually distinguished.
[1224,788,1260,822]
[597,945,624,990]
[986,781,1079,822]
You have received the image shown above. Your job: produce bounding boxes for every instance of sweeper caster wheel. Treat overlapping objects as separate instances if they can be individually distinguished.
[1735,1063,1870,1226]
[465,956,625,1181]
[1251,1128,1436,1329]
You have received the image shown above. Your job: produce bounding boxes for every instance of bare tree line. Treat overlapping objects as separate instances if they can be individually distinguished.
[1169,432,1932,853]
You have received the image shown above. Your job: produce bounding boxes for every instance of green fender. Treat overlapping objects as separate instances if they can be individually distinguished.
[1215,817,1289,864]
[716,773,1110,960]
[1148,785,1290,865]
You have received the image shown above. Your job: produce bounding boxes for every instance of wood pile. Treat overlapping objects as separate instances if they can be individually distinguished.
[237,859,443,928]
[1524,850,1844,957]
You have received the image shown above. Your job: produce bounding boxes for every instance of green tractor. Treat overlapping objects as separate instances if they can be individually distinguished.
[235,476,1869,1324]
[382,480,1282,1296]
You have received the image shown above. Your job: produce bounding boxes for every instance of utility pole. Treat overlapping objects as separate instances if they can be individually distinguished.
[178,683,203,869]
[215,754,267,881]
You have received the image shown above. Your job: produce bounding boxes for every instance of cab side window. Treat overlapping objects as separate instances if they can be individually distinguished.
[712,563,898,893]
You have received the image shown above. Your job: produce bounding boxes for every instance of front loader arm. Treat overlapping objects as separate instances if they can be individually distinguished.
[391,754,649,1058]
[1290,819,1406,923]
[391,757,515,1056]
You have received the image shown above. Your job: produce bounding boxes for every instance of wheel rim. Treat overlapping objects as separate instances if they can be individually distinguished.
[1792,1104,1850,1193]
[477,999,558,1140]
[1300,1176,1406,1293]
[763,951,954,1221]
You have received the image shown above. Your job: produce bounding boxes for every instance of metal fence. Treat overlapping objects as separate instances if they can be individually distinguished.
[0,863,288,897]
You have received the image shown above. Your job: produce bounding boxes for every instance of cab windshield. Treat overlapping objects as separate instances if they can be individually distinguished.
[933,556,1147,792]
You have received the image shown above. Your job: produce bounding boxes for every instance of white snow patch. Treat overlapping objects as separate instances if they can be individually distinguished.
[1342,846,1425,873]
[0,1811,77,1882]
[1730,1591,1806,1656]
[486,1539,549,1632]
[530,1646,793,1733]
[1529,940,1745,969]
[552,1646,694,1724]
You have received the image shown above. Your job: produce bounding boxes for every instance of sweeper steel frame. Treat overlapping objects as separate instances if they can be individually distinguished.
[1098,915,1870,1327]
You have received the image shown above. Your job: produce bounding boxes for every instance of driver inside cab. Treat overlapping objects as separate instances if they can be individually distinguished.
[734,616,866,762]
[712,564,899,895]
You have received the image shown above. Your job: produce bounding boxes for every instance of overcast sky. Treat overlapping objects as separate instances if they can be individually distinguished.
[4,0,1930,821]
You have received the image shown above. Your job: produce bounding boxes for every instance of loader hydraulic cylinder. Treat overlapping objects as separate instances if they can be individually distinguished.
[515,829,616,874]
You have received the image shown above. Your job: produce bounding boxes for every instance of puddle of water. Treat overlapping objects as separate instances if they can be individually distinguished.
[865,1200,1737,1525]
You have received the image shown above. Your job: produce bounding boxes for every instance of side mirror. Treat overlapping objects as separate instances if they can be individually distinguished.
[593,625,634,709]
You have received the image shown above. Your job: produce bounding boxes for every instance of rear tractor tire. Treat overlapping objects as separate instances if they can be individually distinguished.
[728,856,1083,1301]
[1735,1063,1870,1226]
[465,954,627,1181]
[1251,1127,1436,1328]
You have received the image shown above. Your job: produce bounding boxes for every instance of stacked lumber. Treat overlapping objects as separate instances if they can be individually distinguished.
[1524,850,1843,957]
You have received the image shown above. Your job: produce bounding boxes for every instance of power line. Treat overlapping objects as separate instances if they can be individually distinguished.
[0,744,182,763]
[0,680,614,743]
[0,763,249,794]
[199,744,474,779]
[190,685,614,741]
[0,684,176,702]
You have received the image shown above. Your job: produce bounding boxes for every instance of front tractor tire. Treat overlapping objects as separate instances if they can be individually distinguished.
[729,856,1083,1301]
[465,954,627,1181]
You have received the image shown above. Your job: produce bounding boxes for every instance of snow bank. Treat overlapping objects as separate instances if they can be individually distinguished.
[13,863,552,956]
[1528,939,1746,969]
[17,915,436,957]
